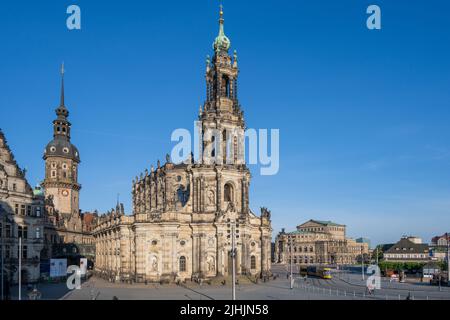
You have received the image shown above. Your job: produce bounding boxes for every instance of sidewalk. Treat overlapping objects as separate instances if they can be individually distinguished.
[8,282,70,300]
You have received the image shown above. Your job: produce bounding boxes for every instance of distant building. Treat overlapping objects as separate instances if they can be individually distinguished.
[274,219,369,265]
[383,237,429,262]
[430,233,449,262]
[406,236,423,244]
[356,237,371,249]
[431,233,449,247]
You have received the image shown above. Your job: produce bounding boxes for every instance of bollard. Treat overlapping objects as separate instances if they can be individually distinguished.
[398,294,401,300]
[336,289,339,296]
[385,295,388,300]
[329,288,332,295]
[353,291,356,297]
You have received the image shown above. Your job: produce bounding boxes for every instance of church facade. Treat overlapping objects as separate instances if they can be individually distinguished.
[93,7,272,282]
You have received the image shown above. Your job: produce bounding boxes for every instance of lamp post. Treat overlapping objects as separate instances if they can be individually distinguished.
[447,232,449,287]
[376,246,379,266]
[231,221,236,300]
[361,246,365,281]
[1,210,4,300]
[289,235,293,289]
[18,236,21,301]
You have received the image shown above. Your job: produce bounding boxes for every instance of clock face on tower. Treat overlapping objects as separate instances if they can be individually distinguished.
[62,189,69,197]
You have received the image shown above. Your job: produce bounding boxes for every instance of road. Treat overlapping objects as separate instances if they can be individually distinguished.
[273,264,450,300]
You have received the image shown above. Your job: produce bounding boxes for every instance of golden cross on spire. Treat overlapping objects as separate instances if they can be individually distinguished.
[61,62,65,76]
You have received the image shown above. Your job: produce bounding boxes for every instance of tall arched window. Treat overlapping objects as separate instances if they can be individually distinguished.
[224,183,233,202]
[222,130,227,163]
[179,256,186,272]
[211,136,216,157]
[250,256,256,270]
[222,75,230,97]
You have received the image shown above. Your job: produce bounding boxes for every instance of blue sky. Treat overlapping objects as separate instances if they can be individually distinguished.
[1,1,449,246]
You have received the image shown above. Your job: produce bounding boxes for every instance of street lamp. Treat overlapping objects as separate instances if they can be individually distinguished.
[289,235,293,289]
[376,246,379,266]
[18,236,22,301]
[1,207,4,301]
[231,220,236,300]
[361,246,365,281]
[447,232,449,287]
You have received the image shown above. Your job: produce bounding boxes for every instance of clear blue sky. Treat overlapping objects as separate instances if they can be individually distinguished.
[1,1,449,246]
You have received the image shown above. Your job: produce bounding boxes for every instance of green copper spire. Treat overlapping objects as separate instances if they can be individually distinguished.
[213,4,231,52]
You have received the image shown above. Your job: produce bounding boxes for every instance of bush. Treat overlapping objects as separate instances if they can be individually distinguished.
[379,261,426,273]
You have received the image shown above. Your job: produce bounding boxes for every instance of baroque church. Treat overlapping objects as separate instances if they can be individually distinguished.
[93,7,273,282]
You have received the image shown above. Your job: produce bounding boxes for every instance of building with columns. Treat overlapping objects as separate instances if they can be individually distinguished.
[274,220,369,265]
[93,6,272,283]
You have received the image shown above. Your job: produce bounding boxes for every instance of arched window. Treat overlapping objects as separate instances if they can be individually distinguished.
[222,130,227,163]
[224,183,233,202]
[211,136,216,157]
[222,75,230,97]
[179,256,186,272]
[250,256,256,270]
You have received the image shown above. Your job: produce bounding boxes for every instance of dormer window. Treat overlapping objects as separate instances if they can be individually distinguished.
[63,147,69,154]
[50,146,56,153]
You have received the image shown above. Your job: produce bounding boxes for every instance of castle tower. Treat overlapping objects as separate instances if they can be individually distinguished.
[42,64,81,228]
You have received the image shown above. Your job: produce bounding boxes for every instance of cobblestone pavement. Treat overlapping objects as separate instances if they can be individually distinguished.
[6,264,450,300]
[62,270,450,300]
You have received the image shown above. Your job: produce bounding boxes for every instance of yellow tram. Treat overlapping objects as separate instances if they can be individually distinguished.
[300,266,332,279]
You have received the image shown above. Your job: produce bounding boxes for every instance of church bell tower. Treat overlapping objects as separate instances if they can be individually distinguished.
[201,5,245,165]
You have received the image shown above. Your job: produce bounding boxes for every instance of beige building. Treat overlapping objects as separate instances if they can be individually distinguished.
[93,7,272,283]
[41,67,95,263]
[383,237,429,262]
[274,220,369,265]
[0,130,45,284]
